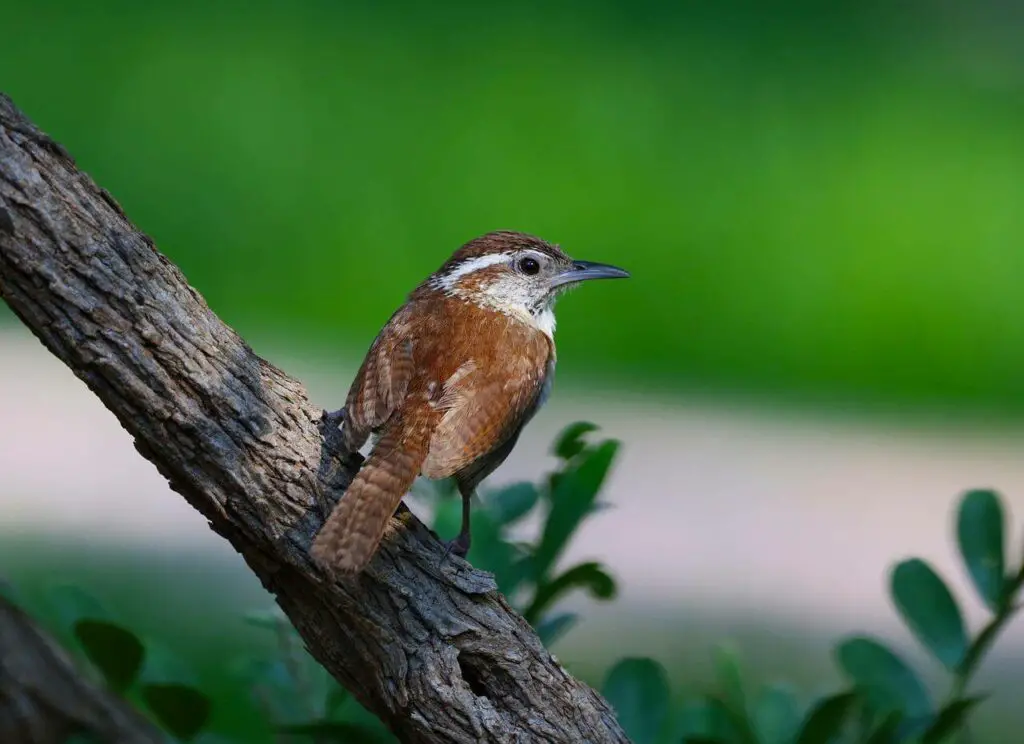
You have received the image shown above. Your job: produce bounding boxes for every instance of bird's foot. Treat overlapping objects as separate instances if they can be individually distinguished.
[319,407,364,466]
[442,531,472,563]
[319,408,346,455]
[321,407,346,432]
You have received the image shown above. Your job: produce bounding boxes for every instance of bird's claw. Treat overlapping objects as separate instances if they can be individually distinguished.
[442,532,471,562]
[322,407,346,430]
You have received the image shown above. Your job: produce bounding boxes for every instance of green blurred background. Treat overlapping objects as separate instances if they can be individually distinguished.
[7,0,1024,415]
[4,0,1024,741]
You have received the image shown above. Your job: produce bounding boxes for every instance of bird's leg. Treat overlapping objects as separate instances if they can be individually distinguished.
[322,406,347,431]
[444,483,473,559]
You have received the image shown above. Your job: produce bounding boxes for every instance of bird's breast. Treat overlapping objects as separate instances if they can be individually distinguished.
[409,295,553,390]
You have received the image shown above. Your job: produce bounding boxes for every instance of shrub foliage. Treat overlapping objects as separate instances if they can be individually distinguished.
[9,424,1020,744]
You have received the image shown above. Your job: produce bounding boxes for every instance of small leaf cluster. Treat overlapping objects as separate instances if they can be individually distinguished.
[600,488,1024,744]
[428,421,621,644]
[36,584,212,743]
[10,424,1021,744]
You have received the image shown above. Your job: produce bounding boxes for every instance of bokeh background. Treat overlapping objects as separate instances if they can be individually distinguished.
[4,0,1024,740]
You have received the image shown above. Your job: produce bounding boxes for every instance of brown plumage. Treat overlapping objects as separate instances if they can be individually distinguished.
[311,231,628,574]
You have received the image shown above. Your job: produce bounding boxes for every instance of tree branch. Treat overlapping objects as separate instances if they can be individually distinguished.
[0,93,629,743]
[0,594,164,744]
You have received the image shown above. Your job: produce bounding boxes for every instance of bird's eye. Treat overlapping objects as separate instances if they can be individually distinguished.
[518,257,541,275]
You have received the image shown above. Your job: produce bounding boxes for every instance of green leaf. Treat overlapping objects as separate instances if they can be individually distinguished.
[890,559,968,671]
[957,489,1007,612]
[533,440,619,579]
[751,684,801,744]
[864,710,902,744]
[464,509,514,580]
[431,490,462,535]
[485,481,539,525]
[552,421,599,460]
[836,637,931,718]
[707,699,759,744]
[921,696,986,744]
[534,612,578,646]
[794,690,859,744]
[523,561,617,624]
[278,721,387,742]
[677,696,745,743]
[704,645,760,744]
[73,619,145,694]
[713,643,745,714]
[501,555,536,600]
[141,683,211,741]
[601,657,670,744]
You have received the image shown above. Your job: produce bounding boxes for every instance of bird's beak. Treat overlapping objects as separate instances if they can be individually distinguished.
[550,260,631,289]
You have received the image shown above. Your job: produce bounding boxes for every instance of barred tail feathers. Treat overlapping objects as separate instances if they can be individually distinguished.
[311,418,430,573]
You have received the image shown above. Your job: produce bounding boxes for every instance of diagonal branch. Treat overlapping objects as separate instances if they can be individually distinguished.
[0,93,629,743]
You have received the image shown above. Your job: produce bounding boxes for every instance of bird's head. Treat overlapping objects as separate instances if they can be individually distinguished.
[425,230,629,337]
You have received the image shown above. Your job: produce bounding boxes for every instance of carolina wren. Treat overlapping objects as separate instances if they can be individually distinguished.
[311,230,629,574]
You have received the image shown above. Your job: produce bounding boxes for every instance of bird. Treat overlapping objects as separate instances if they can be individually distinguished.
[310,230,629,574]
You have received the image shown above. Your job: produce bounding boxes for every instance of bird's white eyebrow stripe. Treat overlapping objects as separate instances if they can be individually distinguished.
[432,253,511,290]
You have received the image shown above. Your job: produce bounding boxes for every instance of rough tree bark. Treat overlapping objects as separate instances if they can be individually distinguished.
[0,93,630,743]
[0,594,164,744]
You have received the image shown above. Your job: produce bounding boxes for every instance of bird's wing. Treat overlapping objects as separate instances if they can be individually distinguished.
[422,332,551,479]
[340,308,416,451]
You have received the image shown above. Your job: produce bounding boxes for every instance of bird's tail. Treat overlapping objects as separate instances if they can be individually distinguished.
[311,415,431,574]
